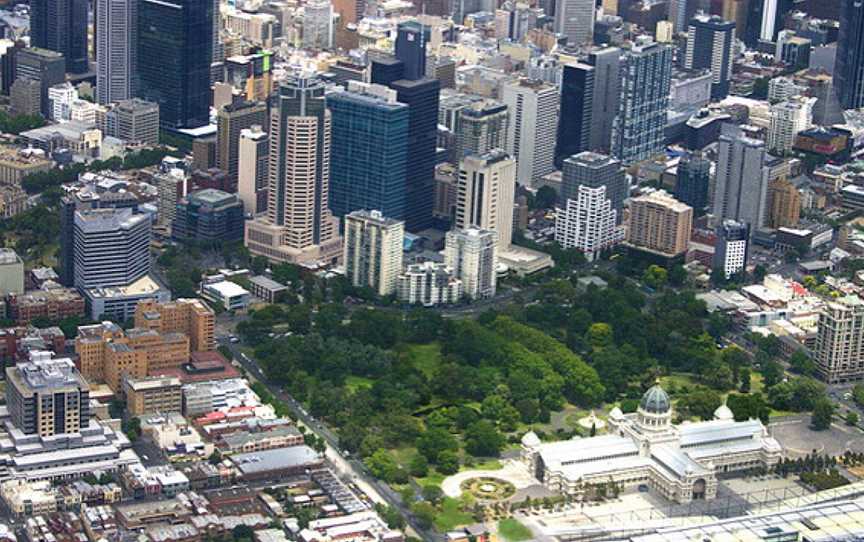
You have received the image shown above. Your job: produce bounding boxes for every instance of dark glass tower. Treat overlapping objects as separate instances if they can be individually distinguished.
[327,85,409,219]
[835,0,864,110]
[138,0,213,129]
[555,62,594,169]
[685,15,735,100]
[675,153,711,214]
[395,21,429,82]
[30,0,89,73]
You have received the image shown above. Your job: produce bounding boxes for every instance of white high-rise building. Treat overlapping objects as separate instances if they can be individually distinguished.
[397,262,463,306]
[766,95,816,155]
[73,208,151,289]
[96,0,136,105]
[302,0,334,50]
[155,169,187,229]
[502,79,557,188]
[712,124,769,231]
[815,295,864,383]
[555,185,623,260]
[554,0,595,45]
[48,83,77,122]
[444,227,497,300]
[456,150,516,250]
[238,125,268,216]
[343,210,405,297]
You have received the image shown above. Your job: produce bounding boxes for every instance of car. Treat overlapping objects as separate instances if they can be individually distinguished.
[229,336,239,343]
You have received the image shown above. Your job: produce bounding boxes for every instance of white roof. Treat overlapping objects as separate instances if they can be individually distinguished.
[538,435,639,468]
[678,419,765,447]
[204,281,250,298]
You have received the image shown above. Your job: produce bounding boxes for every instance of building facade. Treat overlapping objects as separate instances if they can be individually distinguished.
[555,184,623,261]
[237,126,269,216]
[834,0,864,110]
[685,15,735,100]
[815,295,864,383]
[554,0,595,45]
[444,228,497,300]
[397,262,463,306]
[7,355,89,437]
[96,0,136,104]
[216,101,268,182]
[343,210,405,297]
[173,189,245,243]
[561,152,628,224]
[456,150,516,250]
[72,208,150,290]
[675,153,711,213]
[712,125,769,232]
[627,190,693,257]
[30,0,88,73]
[714,219,750,279]
[503,79,558,187]
[555,63,594,169]
[767,96,816,155]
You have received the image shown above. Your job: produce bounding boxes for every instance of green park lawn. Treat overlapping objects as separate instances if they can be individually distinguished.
[402,342,443,379]
[434,497,474,531]
[498,518,533,542]
[345,375,374,393]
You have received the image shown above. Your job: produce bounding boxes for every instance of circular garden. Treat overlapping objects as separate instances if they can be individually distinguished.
[460,477,516,501]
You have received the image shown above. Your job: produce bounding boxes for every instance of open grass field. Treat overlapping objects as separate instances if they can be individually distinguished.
[402,343,443,379]
[434,497,474,531]
[498,518,532,541]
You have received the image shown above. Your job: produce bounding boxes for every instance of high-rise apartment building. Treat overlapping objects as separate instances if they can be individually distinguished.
[712,125,769,233]
[343,210,405,297]
[456,150,516,250]
[588,47,621,154]
[767,96,816,155]
[245,76,342,265]
[445,228,497,300]
[216,101,268,181]
[395,21,429,82]
[155,169,187,230]
[834,0,864,110]
[555,63,594,169]
[456,100,509,160]
[302,0,334,50]
[685,15,735,100]
[713,219,749,279]
[611,37,672,164]
[138,0,213,128]
[766,177,801,229]
[503,79,558,187]
[815,295,864,383]
[238,125,269,216]
[15,48,65,118]
[675,153,711,213]
[72,208,150,290]
[561,152,628,224]
[327,81,409,219]
[110,99,160,145]
[96,0,136,104]
[626,190,693,257]
[397,262,463,306]
[134,298,216,352]
[7,354,89,437]
[554,0,595,45]
[30,0,88,73]
[555,184,623,260]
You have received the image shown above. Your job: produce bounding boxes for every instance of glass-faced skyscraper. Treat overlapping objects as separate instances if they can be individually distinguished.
[395,21,429,82]
[30,0,89,73]
[555,62,594,169]
[835,0,864,110]
[138,0,213,129]
[685,14,735,100]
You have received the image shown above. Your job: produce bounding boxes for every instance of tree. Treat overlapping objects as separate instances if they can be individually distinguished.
[811,398,835,430]
[409,453,429,477]
[586,323,614,349]
[642,265,668,289]
[534,186,557,209]
[421,485,444,504]
[753,264,767,282]
[789,350,817,376]
[366,449,401,482]
[411,502,437,529]
[437,450,460,474]
[677,388,722,420]
[854,384,864,407]
[465,420,505,457]
[847,412,859,426]
[208,450,223,465]
[416,427,458,463]
[761,360,784,387]
[727,392,771,424]
[232,525,254,541]
[669,264,687,286]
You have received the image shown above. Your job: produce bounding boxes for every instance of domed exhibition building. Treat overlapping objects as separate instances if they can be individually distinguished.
[520,384,783,504]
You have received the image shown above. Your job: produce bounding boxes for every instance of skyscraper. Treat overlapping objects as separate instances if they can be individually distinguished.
[502,79,558,187]
[766,96,815,155]
[110,99,160,145]
[611,37,672,164]
[73,208,151,290]
[96,0,136,104]
[685,15,735,100]
[456,100,509,160]
[712,125,768,233]
[766,177,801,229]
[302,0,334,50]
[555,63,594,169]
[14,48,65,118]
[238,125,269,216]
[138,0,213,129]
[327,81,409,219]
[244,76,342,265]
[216,101,268,181]
[7,355,89,437]
[815,295,864,383]
[30,0,88,73]
[835,0,864,110]
[395,21,429,82]
[456,150,516,249]
[555,184,623,260]
[561,152,628,224]
[343,210,405,297]
[675,153,711,213]
[713,219,749,279]
[626,190,693,257]
[588,47,621,154]
[554,0,595,45]
[445,227,497,300]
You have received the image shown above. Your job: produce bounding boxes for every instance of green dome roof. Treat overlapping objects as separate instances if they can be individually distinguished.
[640,384,671,414]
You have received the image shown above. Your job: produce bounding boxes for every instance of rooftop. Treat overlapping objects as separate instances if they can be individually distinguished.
[8,354,87,392]
[231,446,321,474]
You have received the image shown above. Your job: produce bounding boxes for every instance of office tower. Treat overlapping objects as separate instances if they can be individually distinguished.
[561,152,627,224]
[554,184,622,261]
[713,219,749,279]
[395,21,429,81]
[766,177,801,229]
[238,125,268,215]
[245,76,341,265]
[391,78,440,231]
[96,0,136,104]
[626,190,693,257]
[712,125,768,231]
[134,298,216,352]
[835,0,864,110]
[398,262,463,306]
[15,48,65,118]
[222,52,274,103]
[502,79,557,188]
[303,0,334,50]
[30,0,88,73]
[767,96,815,155]
[73,208,150,290]
[456,150,516,250]
[332,0,366,24]
[815,295,864,383]
[611,37,672,164]
[10,79,42,117]
[343,210,405,296]
[369,55,405,88]
[173,189,245,243]
[327,81,409,219]
[454,0,492,24]
[138,0,213,129]
[155,169,186,230]
[675,153,711,213]
[685,15,735,100]
[588,47,621,154]
[7,355,89,437]
[48,82,77,121]
[656,20,674,42]
[554,0,595,45]
[555,63,594,169]
[444,227,497,300]
[111,99,160,145]
[775,31,812,70]
[757,0,792,42]
[216,101,267,181]
[456,100,509,160]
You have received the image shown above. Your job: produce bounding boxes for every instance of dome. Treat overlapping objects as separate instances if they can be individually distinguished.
[609,406,624,420]
[639,384,671,414]
[714,403,734,421]
[521,431,541,447]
